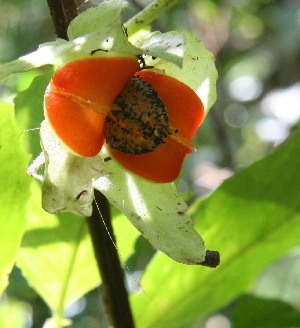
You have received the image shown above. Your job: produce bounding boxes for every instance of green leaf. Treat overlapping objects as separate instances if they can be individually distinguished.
[232,295,300,328]
[113,210,141,264]
[14,69,54,157]
[0,103,30,295]
[0,39,68,80]
[16,180,140,325]
[130,128,300,328]
[17,181,100,325]
[0,300,27,328]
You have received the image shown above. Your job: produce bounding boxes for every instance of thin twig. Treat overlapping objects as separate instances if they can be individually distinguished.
[125,0,178,35]
[62,0,79,24]
[47,0,68,39]
[47,0,78,39]
[87,191,135,328]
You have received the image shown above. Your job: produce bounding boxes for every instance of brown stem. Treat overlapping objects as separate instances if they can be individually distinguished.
[47,0,78,39]
[46,1,135,327]
[62,0,79,23]
[87,190,135,328]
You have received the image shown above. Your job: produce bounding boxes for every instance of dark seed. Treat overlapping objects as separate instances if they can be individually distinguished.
[104,76,170,154]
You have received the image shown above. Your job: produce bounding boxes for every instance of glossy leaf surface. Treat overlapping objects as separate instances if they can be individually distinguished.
[232,295,300,328]
[130,128,300,327]
[0,103,30,294]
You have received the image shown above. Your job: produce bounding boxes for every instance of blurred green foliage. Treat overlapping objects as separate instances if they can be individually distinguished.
[0,0,300,327]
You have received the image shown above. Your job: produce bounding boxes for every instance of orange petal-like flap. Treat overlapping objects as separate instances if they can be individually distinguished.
[45,56,140,157]
[45,87,106,157]
[51,56,140,105]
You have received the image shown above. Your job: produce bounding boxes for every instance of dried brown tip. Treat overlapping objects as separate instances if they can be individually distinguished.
[199,250,220,268]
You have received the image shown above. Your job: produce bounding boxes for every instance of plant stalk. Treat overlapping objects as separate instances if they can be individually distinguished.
[47,0,79,39]
[87,190,135,328]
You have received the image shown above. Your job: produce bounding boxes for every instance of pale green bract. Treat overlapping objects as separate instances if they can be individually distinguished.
[40,121,206,264]
[1,0,218,264]
[0,0,185,81]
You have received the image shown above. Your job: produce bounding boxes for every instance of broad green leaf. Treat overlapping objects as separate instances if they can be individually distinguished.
[0,300,27,328]
[14,69,54,157]
[0,103,30,294]
[113,210,142,264]
[231,295,300,328]
[131,128,300,328]
[17,181,139,325]
[17,181,100,325]
[0,39,68,80]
